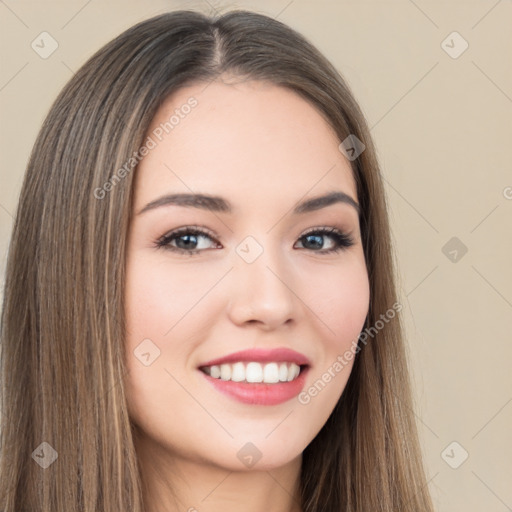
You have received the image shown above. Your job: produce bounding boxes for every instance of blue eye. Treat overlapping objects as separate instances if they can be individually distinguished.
[155,227,220,254]
[295,227,354,253]
[155,226,354,255]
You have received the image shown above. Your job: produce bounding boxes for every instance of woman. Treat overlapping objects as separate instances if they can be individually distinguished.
[0,9,435,512]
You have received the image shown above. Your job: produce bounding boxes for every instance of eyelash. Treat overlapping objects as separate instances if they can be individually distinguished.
[154,225,355,256]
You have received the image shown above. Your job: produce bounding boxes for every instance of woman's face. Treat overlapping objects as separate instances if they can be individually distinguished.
[125,77,370,471]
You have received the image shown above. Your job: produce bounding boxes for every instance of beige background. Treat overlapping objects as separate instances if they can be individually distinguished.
[1,1,511,510]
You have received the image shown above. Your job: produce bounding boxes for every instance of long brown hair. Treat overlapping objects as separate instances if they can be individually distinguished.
[0,9,434,511]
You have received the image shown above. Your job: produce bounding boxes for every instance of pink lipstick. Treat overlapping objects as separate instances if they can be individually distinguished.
[197,347,311,406]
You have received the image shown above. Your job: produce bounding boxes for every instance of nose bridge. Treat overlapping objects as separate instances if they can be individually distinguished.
[227,235,298,328]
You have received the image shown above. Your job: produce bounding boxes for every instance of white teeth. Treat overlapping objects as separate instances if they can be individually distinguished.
[231,362,245,382]
[220,364,231,381]
[287,363,300,381]
[263,362,279,383]
[246,362,263,383]
[202,362,302,383]
[278,362,288,382]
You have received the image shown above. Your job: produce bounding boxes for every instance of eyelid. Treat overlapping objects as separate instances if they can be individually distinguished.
[155,225,220,249]
[295,226,355,250]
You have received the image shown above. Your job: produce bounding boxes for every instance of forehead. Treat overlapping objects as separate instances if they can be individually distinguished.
[134,78,357,210]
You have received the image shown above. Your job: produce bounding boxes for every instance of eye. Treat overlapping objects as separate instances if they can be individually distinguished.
[155,226,221,255]
[294,227,354,254]
[155,226,355,256]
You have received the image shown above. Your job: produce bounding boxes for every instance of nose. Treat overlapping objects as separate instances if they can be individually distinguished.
[226,245,299,330]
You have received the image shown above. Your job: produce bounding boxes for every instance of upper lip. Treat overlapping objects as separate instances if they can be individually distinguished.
[198,348,311,368]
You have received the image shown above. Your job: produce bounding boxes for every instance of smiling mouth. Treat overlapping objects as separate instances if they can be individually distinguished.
[199,361,307,384]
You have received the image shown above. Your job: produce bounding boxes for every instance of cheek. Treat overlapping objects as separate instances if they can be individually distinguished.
[125,255,217,343]
[327,271,369,342]
[124,255,226,410]
[123,256,212,437]
[299,255,370,346]
[295,254,369,400]
[293,259,369,433]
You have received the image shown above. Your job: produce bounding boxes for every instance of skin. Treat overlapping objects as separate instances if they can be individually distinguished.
[124,76,370,512]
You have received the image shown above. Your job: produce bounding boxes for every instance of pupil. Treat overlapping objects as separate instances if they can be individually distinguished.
[177,234,197,249]
[305,234,322,249]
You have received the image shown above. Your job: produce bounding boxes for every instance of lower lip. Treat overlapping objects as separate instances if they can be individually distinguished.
[199,366,310,406]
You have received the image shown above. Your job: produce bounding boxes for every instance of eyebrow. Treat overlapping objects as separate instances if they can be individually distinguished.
[137,190,360,216]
